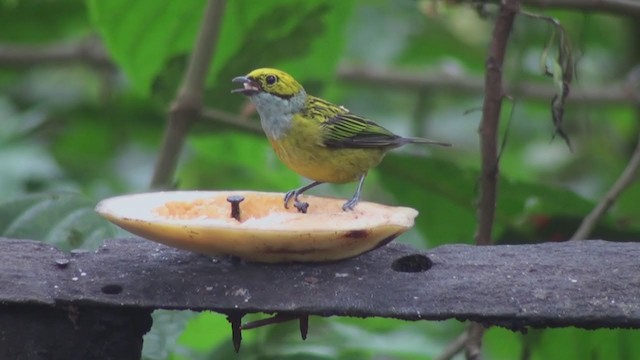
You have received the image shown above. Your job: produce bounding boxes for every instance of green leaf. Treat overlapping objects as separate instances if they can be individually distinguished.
[378,154,477,246]
[486,328,640,360]
[51,118,118,182]
[529,13,574,149]
[142,310,197,360]
[190,314,260,360]
[50,96,164,187]
[209,0,354,84]
[87,0,205,95]
[0,140,63,196]
[249,317,455,360]
[539,29,556,76]
[88,0,355,95]
[378,154,594,246]
[552,60,563,93]
[178,132,300,192]
[177,311,229,352]
[0,0,90,43]
[614,182,640,224]
[0,192,115,251]
[397,6,488,73]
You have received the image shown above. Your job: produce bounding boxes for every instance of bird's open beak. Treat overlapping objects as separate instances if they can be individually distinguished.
[231,76,261,95]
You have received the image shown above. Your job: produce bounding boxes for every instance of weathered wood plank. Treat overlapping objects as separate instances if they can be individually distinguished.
[1,237,639,330]
[0,305,152,360]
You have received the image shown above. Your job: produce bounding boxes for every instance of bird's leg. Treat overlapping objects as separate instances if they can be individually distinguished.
[342,173,367,211]
[284,181,323,213]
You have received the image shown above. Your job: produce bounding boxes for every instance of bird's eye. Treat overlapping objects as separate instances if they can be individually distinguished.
[265,75,278,85]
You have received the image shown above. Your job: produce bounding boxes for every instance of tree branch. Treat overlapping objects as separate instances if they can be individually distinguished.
[521,0,640,18]
[2,41,638,106]
[465,322,486,360]
[435,331,468,360]
[475,0,519,246]
[466,1,520,358]
[200,108,263,134]
[0,36,113,69]
[570,130,640,240]
[150,0,227,189]
[337,65,640,106]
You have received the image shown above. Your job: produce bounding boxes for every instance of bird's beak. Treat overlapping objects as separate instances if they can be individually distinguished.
[231,76,261,95]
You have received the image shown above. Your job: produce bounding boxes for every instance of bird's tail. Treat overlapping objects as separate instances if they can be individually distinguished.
[402,137,452,147]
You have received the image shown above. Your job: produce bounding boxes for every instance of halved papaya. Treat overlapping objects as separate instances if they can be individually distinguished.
[95,191,418,263]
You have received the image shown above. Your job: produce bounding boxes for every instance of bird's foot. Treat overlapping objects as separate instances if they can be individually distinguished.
[342,173,366,211]
[294,200,309,214]
[341,197,359,211]
[283,190,297,209]
[284,190,309,213]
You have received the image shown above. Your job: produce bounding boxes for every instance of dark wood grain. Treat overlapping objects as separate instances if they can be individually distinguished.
[1,237,639,330]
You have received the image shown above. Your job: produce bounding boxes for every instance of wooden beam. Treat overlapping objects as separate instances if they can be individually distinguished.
[0,305,152,359]
[1,237,638,330]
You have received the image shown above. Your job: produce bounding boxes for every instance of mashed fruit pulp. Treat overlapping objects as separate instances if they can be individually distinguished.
[153,193,316,221]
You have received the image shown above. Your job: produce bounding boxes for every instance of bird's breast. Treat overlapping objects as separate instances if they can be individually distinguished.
[267,115,386,183]
[258,111,293,140]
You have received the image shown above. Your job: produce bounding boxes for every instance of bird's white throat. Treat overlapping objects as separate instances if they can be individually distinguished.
[250,91,306,140]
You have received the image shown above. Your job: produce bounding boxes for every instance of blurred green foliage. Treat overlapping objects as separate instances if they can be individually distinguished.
[1,0,639,359]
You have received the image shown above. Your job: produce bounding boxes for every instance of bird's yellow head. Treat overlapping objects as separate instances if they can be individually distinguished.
[232,68,304,99]
[232,69,308,137]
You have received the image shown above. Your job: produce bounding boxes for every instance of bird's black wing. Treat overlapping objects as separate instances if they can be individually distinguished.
[304,96,403,149]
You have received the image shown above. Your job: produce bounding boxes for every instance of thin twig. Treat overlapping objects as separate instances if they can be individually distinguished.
[2,41,638,106]
[200,107,262,133]
[0,36,113,69]
[465,323,486,360]
[466,1,519,358]
[241,312,309,340]
[475,0,519,246]
[435,331,469,360]
[149,0,227,189]
[470,0,640,18]
[337,65,640,106]
[521,0,640,18]
[570,131,640,240]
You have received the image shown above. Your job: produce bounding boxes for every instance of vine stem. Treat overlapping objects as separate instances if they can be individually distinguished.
[467,1,520,359]
[570,130,640,240]
[150,0,227,189]
[475,0,519,246]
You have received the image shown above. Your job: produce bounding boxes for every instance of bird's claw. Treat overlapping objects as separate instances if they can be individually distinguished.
[284,190,297,209]
[342,197,359,211]
[284,190,308,213]
[294,201,309,213]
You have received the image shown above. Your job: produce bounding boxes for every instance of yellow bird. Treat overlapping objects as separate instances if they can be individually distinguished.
[232,68,451,212]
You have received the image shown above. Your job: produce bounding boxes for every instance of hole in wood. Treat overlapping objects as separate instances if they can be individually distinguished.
[54,258,70,268]
[391,254,432,273]
[101,284,123,295]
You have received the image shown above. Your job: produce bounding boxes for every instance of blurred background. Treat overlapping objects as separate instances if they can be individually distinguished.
[1,0,639,358]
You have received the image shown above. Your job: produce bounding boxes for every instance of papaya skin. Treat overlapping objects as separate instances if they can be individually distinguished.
[96,191,418,263]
